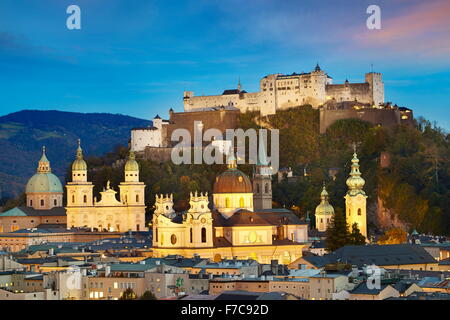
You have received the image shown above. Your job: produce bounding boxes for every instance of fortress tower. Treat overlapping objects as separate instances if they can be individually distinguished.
[365,72,384,107]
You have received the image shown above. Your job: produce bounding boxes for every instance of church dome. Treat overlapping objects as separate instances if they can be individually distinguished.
[315,185,334,216]
[26,146,63,194]
[72,140,87,171]
[26,173,63,194]
[125,151,139,172]
[213,161,252,194]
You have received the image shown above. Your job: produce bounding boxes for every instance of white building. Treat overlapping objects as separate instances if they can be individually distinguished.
[130,115,170,152]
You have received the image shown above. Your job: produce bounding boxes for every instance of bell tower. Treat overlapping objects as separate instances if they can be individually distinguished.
[344,147,368,239]
[66,140,94,228]
[185,191,213,247]
[118,151,146,231]
[253,142,272,210]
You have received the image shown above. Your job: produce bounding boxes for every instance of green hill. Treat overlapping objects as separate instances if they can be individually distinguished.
[0,110,150,201]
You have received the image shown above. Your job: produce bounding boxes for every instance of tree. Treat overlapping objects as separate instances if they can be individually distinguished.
[377,227,407,244]
[325,208,350,252]
[119,288,136,300]
[349,223,366,245]
[140,290,157,300]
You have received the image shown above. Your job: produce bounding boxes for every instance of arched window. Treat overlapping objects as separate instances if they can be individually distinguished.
[256,183,260,194]
[357,208,362,216]
[155,228,158,242]
[190,228,193,243]
[83,195,87,203]
[54,199,57,206]
[348,209,351,216]
[136,194,139,203]
[30,200,33,207]
[40,199,44,207]
[264,183,269,194]
[72,195,75,203]
[201,227,207,243]
[239,197,245,208]
[225,197,231,208]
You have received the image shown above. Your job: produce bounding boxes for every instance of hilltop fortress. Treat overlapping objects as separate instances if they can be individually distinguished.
[183,64,384,115]
[131,64,413,157]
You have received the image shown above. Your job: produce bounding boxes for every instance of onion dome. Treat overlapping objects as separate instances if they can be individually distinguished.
[213,159,252,194]
[315,184,334,216]
[72,139,87,171]
[125,151,139,172]
[26,146,63,194]
[346,150,366,196]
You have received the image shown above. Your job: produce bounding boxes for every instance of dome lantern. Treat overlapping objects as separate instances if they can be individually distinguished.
[345,148,366,196]
[72,139,88,172]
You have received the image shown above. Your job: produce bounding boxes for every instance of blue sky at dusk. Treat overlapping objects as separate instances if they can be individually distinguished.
[0,0,449,128]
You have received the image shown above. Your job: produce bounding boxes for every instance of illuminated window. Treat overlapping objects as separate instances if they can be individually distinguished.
[225,197,231,208]
[239,197,245,208]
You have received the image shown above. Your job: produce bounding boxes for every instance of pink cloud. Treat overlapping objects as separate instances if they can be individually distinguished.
[354,0,450,57]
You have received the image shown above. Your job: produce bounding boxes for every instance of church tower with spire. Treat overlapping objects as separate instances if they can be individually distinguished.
[66,140,94,228]
[344,148,368,239]
[118,151,146,208]
[315,184,334,232]
[253,143,272,210]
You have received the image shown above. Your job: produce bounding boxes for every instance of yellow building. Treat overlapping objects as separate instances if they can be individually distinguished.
[66,141,146,232]
[152,161,309,264]
[345,149,367,239]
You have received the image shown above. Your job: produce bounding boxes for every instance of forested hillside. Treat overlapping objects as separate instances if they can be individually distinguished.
[0,110,150,201]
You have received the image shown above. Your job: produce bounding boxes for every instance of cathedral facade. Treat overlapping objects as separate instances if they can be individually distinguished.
[183,65,384,115]
[66,141,146,232]
[151,161,309,264]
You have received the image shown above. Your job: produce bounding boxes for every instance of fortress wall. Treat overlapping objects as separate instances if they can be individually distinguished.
[326,83,372,104]
[320,108,402,133]
[167,109,240,145]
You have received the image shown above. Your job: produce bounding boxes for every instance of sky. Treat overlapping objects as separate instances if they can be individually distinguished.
[0,0,449,129]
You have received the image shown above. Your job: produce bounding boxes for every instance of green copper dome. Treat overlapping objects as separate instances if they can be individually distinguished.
[125,151,139,172]
[26,173,63,194]
[72,139,87,171]
[26,146,63,194]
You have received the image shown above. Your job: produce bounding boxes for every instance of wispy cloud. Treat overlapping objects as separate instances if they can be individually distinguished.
[353,0,450,59]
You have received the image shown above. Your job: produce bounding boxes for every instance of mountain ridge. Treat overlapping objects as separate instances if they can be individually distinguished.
[0,109,151,201]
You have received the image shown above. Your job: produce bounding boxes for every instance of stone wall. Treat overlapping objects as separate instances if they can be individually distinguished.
[319,107,414,134]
